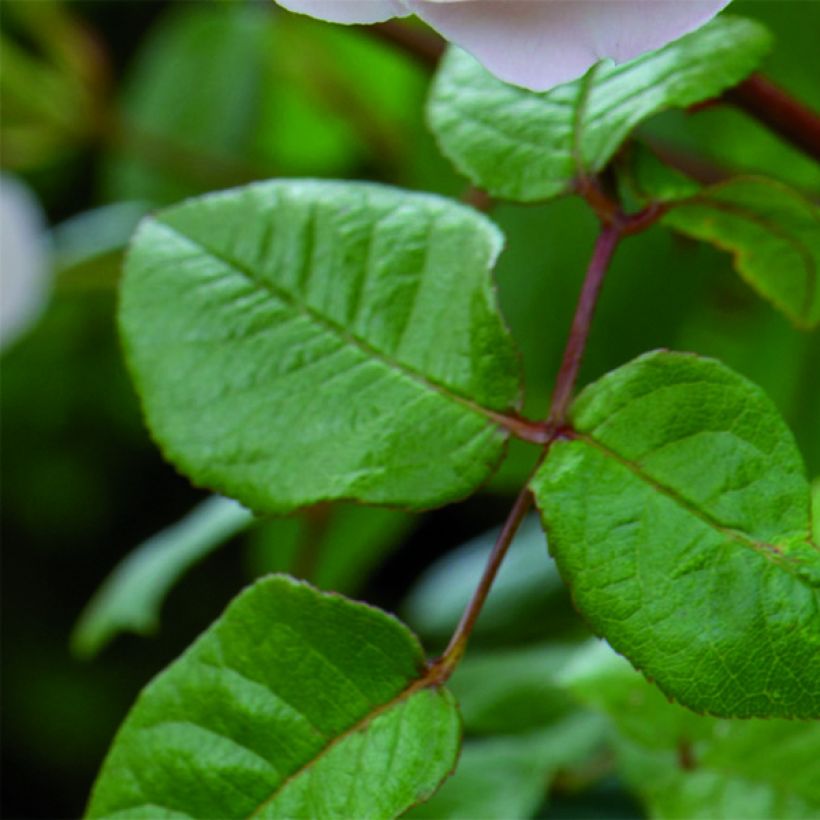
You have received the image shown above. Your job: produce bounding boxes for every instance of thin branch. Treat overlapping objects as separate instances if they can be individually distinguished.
[368,21,443,69]
[427,211,631,684]
[724,73,820,165]
[291,503,332,582]
[462,185,494,213]
[548,223,621,424]
[428,487,535,684]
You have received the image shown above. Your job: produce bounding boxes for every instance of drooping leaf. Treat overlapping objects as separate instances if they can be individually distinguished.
[406,713,606,820]
[531,350,820,718]
[87,575,460,818]
[52,202,149,290]
[71,496,254,658]
[561,641,820,818]
[662,176,820,328]
[121,180,521,513]
[428,16,770,202]
[403,514,567,643]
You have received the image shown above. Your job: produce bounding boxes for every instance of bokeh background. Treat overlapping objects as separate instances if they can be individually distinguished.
[2,1,818,817]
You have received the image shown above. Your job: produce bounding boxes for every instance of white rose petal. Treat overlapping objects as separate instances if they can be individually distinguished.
[276,0,732,91]
[276,0,408,24]
[0,175,51,351]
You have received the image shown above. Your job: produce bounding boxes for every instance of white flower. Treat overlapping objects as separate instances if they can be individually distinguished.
[275,0,731,91]
[0,175,50,351]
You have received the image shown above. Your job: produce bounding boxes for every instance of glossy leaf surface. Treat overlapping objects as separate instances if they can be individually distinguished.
[663,177,820,328]
[428,17,770,202]
[532,351,820,718]
[121,180,520,514]
[87,575,459,818]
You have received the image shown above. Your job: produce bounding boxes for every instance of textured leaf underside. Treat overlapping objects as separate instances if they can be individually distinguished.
[87,575,460,818]
[120,180,521,514]
[428,16,770,202]
[531,351,820,718]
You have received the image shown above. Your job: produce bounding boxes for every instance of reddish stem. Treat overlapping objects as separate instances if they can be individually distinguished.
[724,74,820,164]
[548,224,622,424]
[428,487,534,683]
[429,219,625,683]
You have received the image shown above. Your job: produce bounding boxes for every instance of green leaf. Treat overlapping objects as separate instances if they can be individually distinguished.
[52,202,149,290]
[403,514,566,643]
[662,177,820,328]
[71,496,254,658]
[428,16,770,202]
[561,641,820,818]
[448,644,577,735]
[103,4,270,205]
[615,142,702,207]
[248,503,414,595]
[121,180,520,513]
[87,575,460,818]
[531,350,820,718]
[814,479,820,544]
[406,713,606,820]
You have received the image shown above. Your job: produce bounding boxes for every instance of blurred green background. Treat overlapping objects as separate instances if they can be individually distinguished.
[1,1,818,817]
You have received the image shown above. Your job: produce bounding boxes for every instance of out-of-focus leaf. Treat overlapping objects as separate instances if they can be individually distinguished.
[259,17,434,184]
[616,142,701,207]
[121,180,520,513]
[448,644,577,735]
[0,0,102,170]
[643,1,820,195]
[428,17,770,202]
[103,4,269,204]
[532,350,819,719]
[403,514,566,643]
[87,575,460,819]
[407,713,607,820]
[52,202,149,290]
[0,174,51,350]
[248,503,414,595]
[662,176,820,328]
[71,496,254,658]
[561,642,820,819]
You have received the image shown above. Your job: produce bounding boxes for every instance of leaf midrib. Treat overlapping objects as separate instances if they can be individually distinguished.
[154,219,514,431]
[576,432,816,582]
[248,676,438,818]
